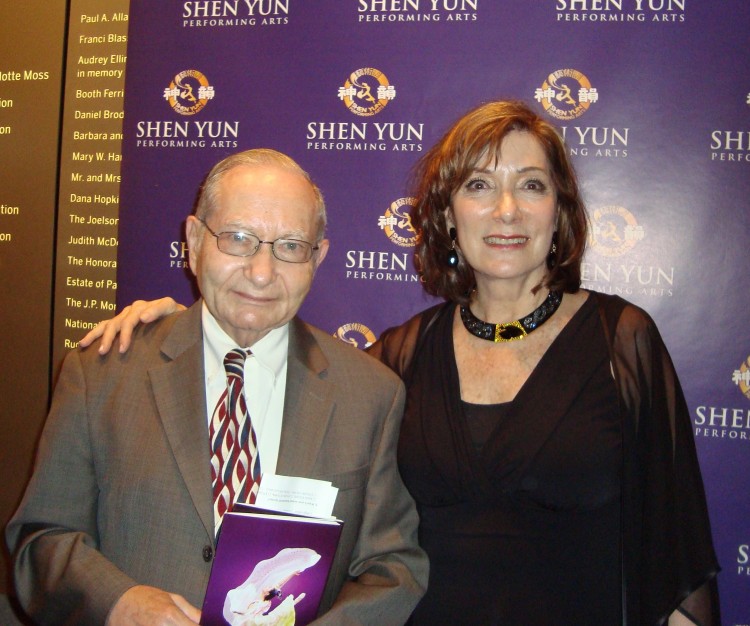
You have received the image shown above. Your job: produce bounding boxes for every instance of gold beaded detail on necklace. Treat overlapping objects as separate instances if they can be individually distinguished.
[459,291,562,343]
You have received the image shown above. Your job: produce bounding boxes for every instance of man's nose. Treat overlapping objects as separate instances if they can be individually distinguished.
[243,242,276,284]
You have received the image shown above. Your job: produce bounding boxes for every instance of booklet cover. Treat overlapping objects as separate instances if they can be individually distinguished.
[201,505,343,626]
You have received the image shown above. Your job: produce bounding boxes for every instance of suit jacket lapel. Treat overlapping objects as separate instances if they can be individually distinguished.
[149,301,215,539]
[277,318,336,478]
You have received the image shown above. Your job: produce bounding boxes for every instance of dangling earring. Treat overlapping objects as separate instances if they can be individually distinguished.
[447,227,459,268]
[548,232,558,268]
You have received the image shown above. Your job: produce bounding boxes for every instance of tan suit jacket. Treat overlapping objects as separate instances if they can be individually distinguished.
[7,302,427,625]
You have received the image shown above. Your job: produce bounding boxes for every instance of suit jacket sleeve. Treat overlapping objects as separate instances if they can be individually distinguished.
[6,304,212,625]
[282,321,427,625]
[313,377,427,625]
[6,348,137,625]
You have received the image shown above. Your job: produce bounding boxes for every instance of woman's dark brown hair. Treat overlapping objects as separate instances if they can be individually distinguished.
[411,100,587,305]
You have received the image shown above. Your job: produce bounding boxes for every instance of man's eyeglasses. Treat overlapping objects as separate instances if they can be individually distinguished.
[198,218,319,264]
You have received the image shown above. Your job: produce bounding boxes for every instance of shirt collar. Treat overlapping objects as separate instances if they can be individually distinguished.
[201,301,289,380]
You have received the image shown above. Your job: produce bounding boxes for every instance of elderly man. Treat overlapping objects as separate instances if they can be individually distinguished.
[7,149,427,625]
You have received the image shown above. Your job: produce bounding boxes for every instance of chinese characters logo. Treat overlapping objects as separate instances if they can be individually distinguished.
[164,69,214,116]
[378,197,419,248]
[338,68,395,117]
[535,68,597,121]
[588,206,645,257]
[334,323,377,349]
[733,357,750,401]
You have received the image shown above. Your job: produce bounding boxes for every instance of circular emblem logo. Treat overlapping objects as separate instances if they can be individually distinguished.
[379,197,419,247]
[333,323,377,349]
[536,69,596,121]
[736,357,750,401]
[339,68,395,117]
[589,205,644,257]
[164,69,214,116]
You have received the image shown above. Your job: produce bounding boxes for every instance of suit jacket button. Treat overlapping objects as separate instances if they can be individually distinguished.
[202,545,213,562]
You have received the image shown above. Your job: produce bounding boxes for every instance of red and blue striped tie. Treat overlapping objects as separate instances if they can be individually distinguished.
[209,348,262,533]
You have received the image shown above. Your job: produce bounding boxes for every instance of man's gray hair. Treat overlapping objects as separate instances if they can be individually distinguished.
[194,148,327,240]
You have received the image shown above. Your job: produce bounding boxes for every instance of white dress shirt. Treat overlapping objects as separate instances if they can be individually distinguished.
[201,302,288,477]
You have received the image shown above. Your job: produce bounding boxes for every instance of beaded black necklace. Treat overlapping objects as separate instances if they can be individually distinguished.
[459,290,562,343]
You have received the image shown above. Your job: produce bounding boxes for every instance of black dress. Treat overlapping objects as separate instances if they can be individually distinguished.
[397,296,623,625]
[371,292,720,624]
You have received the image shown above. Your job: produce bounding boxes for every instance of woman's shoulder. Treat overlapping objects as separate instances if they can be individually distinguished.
[586,291,667,365]
[587,291,656,333]
[367,301,451,377]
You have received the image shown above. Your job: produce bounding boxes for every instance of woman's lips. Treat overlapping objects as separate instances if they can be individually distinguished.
[483,236,528,245]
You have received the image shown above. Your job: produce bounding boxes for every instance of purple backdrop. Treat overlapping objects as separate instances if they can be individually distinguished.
[117,2,750,621]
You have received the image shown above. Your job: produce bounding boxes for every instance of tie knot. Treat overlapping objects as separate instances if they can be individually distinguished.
[223,348,249,376]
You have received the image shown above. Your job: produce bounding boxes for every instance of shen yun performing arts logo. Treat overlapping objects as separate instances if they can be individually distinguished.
[734,357,750,402]
[164,69,214,116]
[345,197,421,284]
[342,199,421,341]
[356,0,479,22]
[693,356,750,443]
[534,68,629,159]
[582,205,675,299]
[536,68,669,297]
[339,67,395,118]
[554,0,686,23]
[535,68,598,122]
[378,197,420,248]
[333,323,378,350]
[710,93,750,163]
[135,69,240,149]
[306,67,423,152]
[588,206,645,258]
[181,0,291,27]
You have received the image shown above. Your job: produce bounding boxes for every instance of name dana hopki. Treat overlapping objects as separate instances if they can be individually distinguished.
[70,194,119,206]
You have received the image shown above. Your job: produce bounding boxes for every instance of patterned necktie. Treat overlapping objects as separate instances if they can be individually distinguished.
[209,348,262,533]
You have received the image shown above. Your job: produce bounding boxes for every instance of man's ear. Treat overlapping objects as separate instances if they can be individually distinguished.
[312,238,330,273]
[185,216,203,278]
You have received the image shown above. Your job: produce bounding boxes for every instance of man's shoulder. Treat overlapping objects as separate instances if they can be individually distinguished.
[297,320,403,386]
[75,304,199,368]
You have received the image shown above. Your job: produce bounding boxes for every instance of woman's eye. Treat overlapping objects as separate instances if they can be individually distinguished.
[465,178,487,191]
[523,179,547,192]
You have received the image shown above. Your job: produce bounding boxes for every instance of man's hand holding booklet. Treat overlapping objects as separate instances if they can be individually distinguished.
[201,475,343,626]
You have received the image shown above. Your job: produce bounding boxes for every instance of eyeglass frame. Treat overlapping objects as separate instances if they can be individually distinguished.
[197,217,321,264]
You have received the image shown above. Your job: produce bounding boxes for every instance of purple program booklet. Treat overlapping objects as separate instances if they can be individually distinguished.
[201,504,343,626]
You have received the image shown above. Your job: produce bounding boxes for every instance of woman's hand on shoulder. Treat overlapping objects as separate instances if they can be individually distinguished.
[79,297,186,354]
